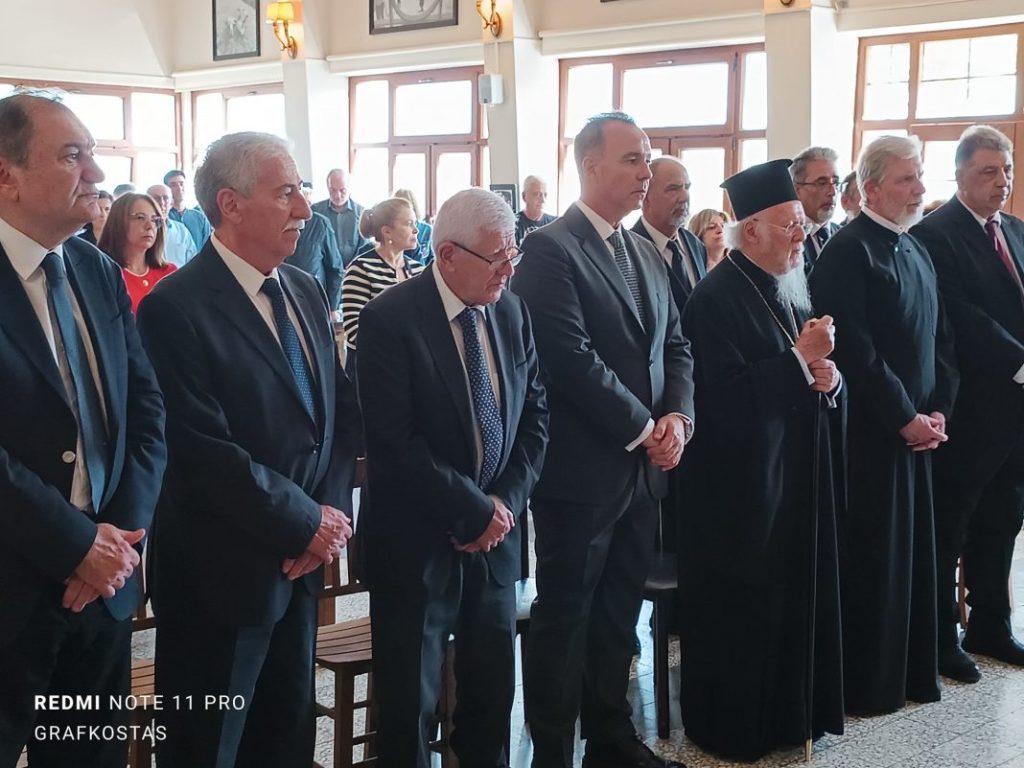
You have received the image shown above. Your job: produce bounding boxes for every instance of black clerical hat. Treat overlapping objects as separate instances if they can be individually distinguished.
[720,159,798,220]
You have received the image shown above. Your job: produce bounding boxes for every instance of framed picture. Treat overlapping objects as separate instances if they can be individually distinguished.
[490,184,519,213]
[213,0,261,61]
[370,0,458,35]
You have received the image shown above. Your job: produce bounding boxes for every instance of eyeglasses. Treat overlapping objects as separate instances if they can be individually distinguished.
[129,213,163,226]
[752,218,814,237]
[795,177,840,191]
[452,241,523,270]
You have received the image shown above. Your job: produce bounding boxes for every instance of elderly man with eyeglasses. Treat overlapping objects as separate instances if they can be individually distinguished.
[791,146,843,274]
[357,187,549,768]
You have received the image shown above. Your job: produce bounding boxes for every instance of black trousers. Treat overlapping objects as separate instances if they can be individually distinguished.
[370,550,516,768]
[154,582,317,768]
[0,584,132,768]
[524,473,658,768]
[934,428,1024,643]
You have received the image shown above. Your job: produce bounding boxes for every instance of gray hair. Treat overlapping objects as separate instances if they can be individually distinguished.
[790,146,839,182]
[522,174,547,191]
[857,135,921,197]
[724,220,746,251]
[0,91,66,167]
[432,188,515,251]
[955,125,1014,170]
[194,132,293,228]
[573,111,640,176]
[649,156,686,175]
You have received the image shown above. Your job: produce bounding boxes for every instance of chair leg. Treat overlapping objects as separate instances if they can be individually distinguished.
[518,628,529,724]
[364,672,377,759]
[653,596,670,740]
[335,670,355,768]
[440,642,459,768]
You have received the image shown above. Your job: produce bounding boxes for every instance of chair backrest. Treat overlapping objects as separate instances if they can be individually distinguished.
[320,456,368,601]
[132,550,157,632]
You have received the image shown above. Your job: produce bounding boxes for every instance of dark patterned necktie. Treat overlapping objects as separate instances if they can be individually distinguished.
[458,308,504,490]
[608,229,646,328]
[261,278,318,419]
[985,217,1024,298]
[42,252,108,511]
[667,238,694,288]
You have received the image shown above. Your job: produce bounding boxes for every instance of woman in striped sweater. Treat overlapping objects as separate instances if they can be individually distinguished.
[340,197,426,376]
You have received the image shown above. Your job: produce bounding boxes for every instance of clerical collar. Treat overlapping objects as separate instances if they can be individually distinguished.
[956,193,1001,229]
[861,205,906,235]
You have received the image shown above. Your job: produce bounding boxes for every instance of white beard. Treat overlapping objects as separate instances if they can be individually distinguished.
[775,266,813,314]
[897,207,923,229]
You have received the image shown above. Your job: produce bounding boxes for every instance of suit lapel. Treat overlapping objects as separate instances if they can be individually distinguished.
[0,244,69,406]
[952,198,1024,302]
[417,277,477,459]
[484,304,513,465]
[567,206,645,336]
[999,215,1024,277]
[202,250,314,418]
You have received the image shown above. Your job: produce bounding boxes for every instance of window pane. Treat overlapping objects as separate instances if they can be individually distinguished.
[921,38,970,81]
[917,34,1017,118]
[435,152,472,213]
[740,139,768,170]
[0,84,15,98]
[353,148,390,210]
[678,147,726,216]
[917,75,1016,118]
[480,145,490,192]
[63,93,124,141]
[94,154,132,189]
[559,144,580,215]
[136,152,178,189]
[970,34,1017,76]
[394,81,472,136]
[131,93,176,148]
[392,152,427,216]
[354,80,389,143]
[194,92,225,164]
[227,93,286,137]
[921,139,958,205]
[863,43,909,120]
[565,64,613,138]
[742,52,767,130]
[622,63,729,128]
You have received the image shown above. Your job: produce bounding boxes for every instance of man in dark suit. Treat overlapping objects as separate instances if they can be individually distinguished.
[632,156,707,311]
[312,168,368,268]
[0,93,166,768]
[358,188,548,768]
[912,124,1024,682]
[515,112,694,768]
[137,132,360,768]
[791,146,841,273]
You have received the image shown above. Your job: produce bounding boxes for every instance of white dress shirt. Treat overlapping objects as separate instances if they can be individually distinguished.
[0,216,107,511]
[432,261,501,477]
[639,217,697,288]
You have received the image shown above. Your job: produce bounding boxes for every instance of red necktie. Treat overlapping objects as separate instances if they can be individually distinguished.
[985,217,1024,298]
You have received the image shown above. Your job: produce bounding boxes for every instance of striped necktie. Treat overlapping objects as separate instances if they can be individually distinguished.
[608,229,646,329]
[457,308,504,490]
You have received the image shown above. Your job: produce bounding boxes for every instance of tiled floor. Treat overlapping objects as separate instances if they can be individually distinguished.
[310,531,1024,768]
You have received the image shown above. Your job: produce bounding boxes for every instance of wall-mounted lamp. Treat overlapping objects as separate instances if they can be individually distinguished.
[475,0,502,38]
[266,1,298,59]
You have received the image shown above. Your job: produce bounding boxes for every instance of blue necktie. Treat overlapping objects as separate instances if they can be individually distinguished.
[457,308,504,490]
[42,252,108,512]
[608,229,646,329]
[261,278,318,419]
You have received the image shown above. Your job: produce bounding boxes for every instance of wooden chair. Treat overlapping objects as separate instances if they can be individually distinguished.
[643,552,677,740]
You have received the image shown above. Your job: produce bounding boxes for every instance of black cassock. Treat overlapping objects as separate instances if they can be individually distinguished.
[809,213,958,715]
[678,252,845,762]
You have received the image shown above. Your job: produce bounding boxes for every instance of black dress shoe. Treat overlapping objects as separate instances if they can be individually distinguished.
[962,631,1024,666]
[938,645,981,683]
[583,735,686,768]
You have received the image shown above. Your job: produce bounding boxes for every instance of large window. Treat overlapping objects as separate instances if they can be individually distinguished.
[192,84,286,167]
[854,24,1024,216]
[0,79,180,191]
[350,68,486,218]
[558,45,767,216]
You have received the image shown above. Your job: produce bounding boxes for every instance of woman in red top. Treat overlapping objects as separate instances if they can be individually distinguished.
[99,193,177,313]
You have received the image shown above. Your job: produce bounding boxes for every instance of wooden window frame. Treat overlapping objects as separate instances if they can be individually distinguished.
[0,77,182,185]
[854,24,1024,216]
[349,66,487,219]
[557,43,766,213]
[190,83,285,167]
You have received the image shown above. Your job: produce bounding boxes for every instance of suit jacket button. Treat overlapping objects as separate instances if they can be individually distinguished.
[62,450,76,464]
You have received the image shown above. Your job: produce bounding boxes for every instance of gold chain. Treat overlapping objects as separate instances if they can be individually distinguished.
[726,254,798,345]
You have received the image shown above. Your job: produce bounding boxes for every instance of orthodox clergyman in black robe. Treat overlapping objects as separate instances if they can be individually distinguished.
[809,136,959,716]
[678,160,845,762]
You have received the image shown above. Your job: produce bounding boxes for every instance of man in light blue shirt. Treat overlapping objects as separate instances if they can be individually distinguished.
[164,169,213,250]
[148,183,197,267]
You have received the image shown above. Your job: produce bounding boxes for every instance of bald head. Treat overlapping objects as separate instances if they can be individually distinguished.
[147,184,172,219]
[642,156,691,236]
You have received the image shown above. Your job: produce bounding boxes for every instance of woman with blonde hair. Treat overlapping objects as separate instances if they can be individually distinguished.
[340,197,426,374]
[688,208,732,271]
[98,193,176,312]
[392,188,433,264]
